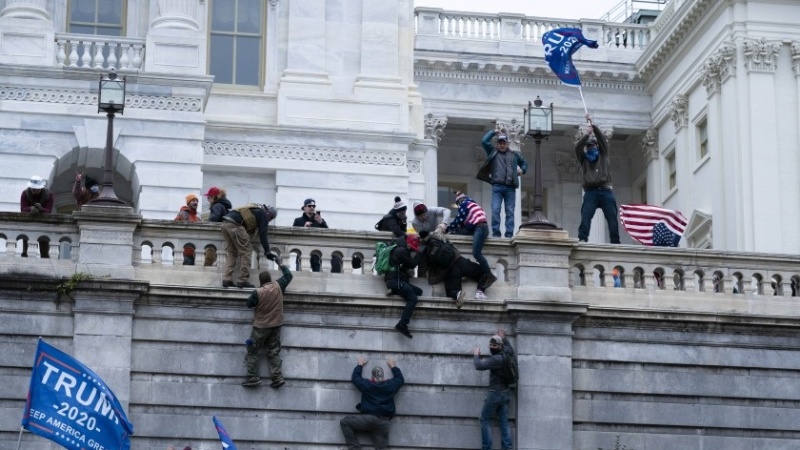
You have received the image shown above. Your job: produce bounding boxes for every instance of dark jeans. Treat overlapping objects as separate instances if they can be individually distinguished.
[386,279,422,326]
[480,390,512,450]
[472,223,490,274]
[444,258,485,298]
[245,326,283,382]
[340,414,391,450]
[579,188,620,243]
[309,254,343,273]
[491,184,516,237]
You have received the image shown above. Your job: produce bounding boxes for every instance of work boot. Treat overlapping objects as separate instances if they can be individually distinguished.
[394,323,412,339]
[236,281,255,289]
[241,378,261,387]
[270,378,285,389]
[222,280,235,288]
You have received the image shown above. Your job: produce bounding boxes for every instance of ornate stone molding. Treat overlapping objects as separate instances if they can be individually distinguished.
[0,86,203,112]
[642,127,659,162]
[203,142,407,166]
[791,41,800,77]
[669,94,688,130]
[407,159,421,173]
[495,120,525,151]
[424,113,447,143]
[699,41,736,96]
[742,37,782,73]
[555,154,582,183]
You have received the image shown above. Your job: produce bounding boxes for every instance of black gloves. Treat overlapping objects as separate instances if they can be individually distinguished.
[266,252,278,262]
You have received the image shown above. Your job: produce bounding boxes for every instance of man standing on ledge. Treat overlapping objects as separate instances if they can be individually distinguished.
[340,357,404,450]
[477,129,528,238]
[474,328,514,450]
[575,114,620,244]
[221,203,277,288]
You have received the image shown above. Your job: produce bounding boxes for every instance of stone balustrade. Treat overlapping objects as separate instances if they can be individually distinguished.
[54,33,145,71]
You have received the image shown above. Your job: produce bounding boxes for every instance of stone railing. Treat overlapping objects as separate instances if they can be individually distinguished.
[414,8,651,55]
[54,33,145,71]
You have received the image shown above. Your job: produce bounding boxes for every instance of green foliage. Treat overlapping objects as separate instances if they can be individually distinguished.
[55,272,91,301]
[598,435,633,450]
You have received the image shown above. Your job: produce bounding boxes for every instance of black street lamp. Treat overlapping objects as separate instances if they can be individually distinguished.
[90,69,128,206]
[519,96,558,230]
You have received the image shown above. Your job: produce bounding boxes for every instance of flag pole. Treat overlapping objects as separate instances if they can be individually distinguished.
[15,426,23,450]
[578,85,588,115]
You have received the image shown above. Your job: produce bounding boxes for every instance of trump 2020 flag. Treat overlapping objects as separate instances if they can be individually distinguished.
[213,416,239,450]
[542,28,599,86]
[619,204,688,247]
[21,338,134,450]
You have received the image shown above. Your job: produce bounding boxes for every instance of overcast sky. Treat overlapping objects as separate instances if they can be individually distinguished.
[413,0,626,21]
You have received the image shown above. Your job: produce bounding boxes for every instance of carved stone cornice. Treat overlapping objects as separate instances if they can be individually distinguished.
[555,154,582,183]
[791,41,800,77]
[203,142,407,166]
[424,113,447,143]
[642,127,659,162]
[495,120,525,151]
[742,37,782,73]
[0,86,203,112]
[699,41,737,96]
[669,95,688,130]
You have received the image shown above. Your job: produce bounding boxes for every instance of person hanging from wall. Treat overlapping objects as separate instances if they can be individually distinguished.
[20,175,54,258]
[446,191,494,300]
[384,234,422,339]
[72,172,99,209]
[242,264,292,388]
[221,203,277,289]
[575,113,620,244]
[473,328,515,450]
[477,128,528,238]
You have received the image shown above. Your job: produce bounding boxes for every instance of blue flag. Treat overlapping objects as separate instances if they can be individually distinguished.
[542,28,599,86]
[213,416,239,450]
[21,339,134,450]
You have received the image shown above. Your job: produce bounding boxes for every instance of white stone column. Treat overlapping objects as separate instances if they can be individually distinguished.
[144,0,206,75]
[355,0,402,89]
[418,114,447,205]
[0,0,54,66]
[282,0,328,80]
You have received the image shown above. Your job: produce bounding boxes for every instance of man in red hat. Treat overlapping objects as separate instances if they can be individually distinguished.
[204,186,231,222]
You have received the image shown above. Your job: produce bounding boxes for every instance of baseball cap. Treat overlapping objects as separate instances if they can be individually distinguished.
[497,134,508,142]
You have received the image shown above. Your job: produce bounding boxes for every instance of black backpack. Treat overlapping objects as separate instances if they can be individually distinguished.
[498,346,519,387]
[426,237,459,267]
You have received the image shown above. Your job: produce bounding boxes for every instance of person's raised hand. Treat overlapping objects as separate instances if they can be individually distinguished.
[498,328,506,339]
[474,347,481,356]
[386,358,396,368]
[357,357,368,366]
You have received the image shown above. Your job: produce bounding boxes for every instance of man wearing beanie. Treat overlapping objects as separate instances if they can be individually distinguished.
[175,194,201,222]
[410,201,450,234]
[340,356,404,450]
[221,203,278,288]
[474,328,514,450]
[375,196,408,237]
[446,191,495,299]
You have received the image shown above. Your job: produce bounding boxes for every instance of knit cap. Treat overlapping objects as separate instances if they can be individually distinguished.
[186,194,198,204]
[489,335,504,345]
[393,196,406,211]
[413,202,427,216]
[455,192,466,204]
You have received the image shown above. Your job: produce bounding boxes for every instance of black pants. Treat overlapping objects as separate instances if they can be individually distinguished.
[386,279,423,326]
[444,258,485,299]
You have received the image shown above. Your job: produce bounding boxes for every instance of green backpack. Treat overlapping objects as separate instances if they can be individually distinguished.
[374,242,397,275]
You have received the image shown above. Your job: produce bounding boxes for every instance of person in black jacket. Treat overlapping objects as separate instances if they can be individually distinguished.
[340,356,404,450]
[292,198,343,273]
[474,328,514,450]
[385,234,422,338]
[376,196,408,237]
[221,203,277,289]
[575,114,620,244]
[204,186,232,222]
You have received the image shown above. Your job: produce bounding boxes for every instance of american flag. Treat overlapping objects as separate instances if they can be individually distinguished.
[619,204,688,246]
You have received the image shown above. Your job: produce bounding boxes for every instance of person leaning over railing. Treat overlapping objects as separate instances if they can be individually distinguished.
[20,175,54,258]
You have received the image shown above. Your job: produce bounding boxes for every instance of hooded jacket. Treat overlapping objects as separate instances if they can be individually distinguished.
[208,197,232,222]
[575,124,612,190]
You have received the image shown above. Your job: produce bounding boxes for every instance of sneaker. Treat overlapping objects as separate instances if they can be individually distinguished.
[394,323,413,339]
[236,281,255,289]
[455,290,465,309]
[222,280,235,288]
[492,233,501,238]
[505,233,513,238]
[474,290,488,300]
[241,378,262,387]
[481,273,498,290]
[270,379,285,389]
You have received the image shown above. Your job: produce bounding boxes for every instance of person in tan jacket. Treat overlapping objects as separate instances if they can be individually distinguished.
[242,263,293,388]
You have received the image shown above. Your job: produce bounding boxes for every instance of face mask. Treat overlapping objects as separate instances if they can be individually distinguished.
[89,185,100,194]
[489,347,502,355]
[585,148,599,162]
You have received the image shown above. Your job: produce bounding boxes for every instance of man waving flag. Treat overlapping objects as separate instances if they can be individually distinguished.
[542,27,599,86]
[619,204,688,247]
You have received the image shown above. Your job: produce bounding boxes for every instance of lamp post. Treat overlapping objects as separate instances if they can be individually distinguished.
[519,96,558,230]
[90,69,128,206]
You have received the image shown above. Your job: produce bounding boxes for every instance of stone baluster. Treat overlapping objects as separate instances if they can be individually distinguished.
[68,41,79,67]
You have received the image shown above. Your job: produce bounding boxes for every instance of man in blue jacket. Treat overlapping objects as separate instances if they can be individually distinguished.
[340,357,405,450]
[477,130,528,238]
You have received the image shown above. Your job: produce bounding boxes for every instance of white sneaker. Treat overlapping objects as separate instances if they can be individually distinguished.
[474,290,488,300]
[455,290,465,309]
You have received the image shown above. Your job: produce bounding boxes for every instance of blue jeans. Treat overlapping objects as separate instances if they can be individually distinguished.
[480,390,512,450]
[386,280,422,326]
[472,223,490,275]
[579,188,620,243]
[491,184,516,237]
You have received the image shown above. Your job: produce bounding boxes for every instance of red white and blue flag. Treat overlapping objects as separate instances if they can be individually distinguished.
[619,204,688,247]
[542,28,599,86]
[21,338,134,450]
[213,416,239,450]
